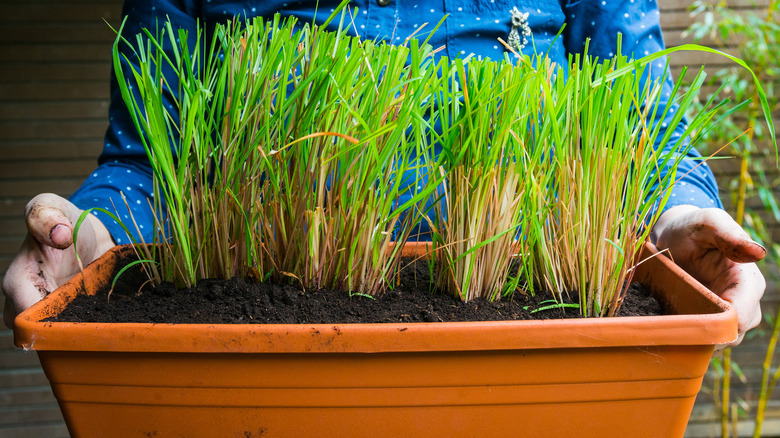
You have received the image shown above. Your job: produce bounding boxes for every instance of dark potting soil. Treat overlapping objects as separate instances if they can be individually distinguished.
[49,254,662,324]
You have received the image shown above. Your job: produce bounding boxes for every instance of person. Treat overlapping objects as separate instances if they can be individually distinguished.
[2,0,766,349]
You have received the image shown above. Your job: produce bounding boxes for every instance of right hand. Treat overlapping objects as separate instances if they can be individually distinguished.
[2,194,115,329]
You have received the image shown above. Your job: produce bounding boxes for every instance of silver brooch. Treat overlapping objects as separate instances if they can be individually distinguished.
[507,7,531,52]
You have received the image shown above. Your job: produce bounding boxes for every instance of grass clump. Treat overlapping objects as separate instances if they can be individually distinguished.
[424,49,752,316]
[256,23,440,296]
[529,54,725,317]
[113,9,438,296]
[106,9,773,316]
[426,55,551,302]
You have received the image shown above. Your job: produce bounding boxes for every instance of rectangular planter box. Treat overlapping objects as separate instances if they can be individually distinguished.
[14,243,737,437]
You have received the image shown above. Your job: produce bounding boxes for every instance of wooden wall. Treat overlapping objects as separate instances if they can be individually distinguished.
[0,0,776,436]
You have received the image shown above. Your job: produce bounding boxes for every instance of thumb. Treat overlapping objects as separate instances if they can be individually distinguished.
[24,193,83,250]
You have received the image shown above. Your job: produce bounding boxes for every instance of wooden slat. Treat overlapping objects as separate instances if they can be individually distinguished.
[0,82,110,101]
[0,405,64,427]
[686,417,780,438]
[661,10,711,30]
[0,238,25,255]
[667,47,740,66]
[0,4,119,24]
[0,62,110,82]
[662,7,771,32]
[0,43,113,63]
[664,31,718,48]
[0,178,82,198]
[0,101,109,121]
[0,353,41,372]
[0,331,13,349]
[659,0,771,10]
[0,23,116,44]
[0,368,50,389]
[0,121,107,140]
[0,423,69,438]
[0,159,97,179]
[0,219,26,237]
[0,142,103,160]
[0,238,22,260]
[0,200,30,218]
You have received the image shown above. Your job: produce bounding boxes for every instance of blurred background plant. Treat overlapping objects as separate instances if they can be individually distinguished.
[684,1,780,436]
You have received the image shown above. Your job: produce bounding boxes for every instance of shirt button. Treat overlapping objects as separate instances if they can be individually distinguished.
[377,0,391,5]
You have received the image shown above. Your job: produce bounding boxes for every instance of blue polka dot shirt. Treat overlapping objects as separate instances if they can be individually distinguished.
[69,0,723,244]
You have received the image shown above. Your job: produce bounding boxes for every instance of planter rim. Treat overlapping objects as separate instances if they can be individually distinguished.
[14,242,738,353]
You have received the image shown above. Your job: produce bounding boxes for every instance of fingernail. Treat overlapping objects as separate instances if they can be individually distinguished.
[750,240,767,255]
[49,224,71,247]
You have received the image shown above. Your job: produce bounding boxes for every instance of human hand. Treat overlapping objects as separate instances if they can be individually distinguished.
[2,194,115,329]
[652,205,766,350]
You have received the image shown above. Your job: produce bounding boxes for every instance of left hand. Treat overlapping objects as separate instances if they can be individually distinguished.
[652,205,766,351]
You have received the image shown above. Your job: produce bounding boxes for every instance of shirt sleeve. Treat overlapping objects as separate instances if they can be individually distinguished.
[559,0,723,212]
[69,0,201,245]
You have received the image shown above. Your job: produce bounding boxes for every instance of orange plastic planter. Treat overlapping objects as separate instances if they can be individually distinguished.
[15,243,736,438]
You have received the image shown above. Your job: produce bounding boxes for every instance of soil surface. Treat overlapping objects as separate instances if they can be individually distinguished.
[50,255,662,324]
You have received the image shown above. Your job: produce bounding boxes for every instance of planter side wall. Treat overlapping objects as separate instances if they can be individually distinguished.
[16,243,737,437]
[42,346,711,438]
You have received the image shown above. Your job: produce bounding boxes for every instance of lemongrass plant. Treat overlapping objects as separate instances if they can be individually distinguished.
[540,44,774,317]
[112,16,300,288]
[426,56,552,302]
[529,53,726,317]
[427,45,772,316]
[112,9,439,295]
[255,16,440,295]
